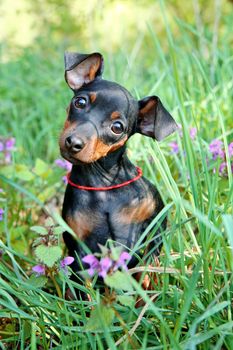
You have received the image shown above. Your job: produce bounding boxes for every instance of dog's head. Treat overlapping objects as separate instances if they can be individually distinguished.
[59,52,178,164]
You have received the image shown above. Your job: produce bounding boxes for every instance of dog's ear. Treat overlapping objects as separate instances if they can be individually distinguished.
[64,52,104,90]
[137,96,178,141]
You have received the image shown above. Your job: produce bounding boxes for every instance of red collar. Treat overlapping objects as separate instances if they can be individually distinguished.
[66,166,142,191]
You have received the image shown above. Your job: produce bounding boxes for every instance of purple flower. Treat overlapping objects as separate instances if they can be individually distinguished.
[209,139,225,160]
[82,254,100,277]
[55,159,72,171]
[219,162,233,176]
[0,208,4,221]
[99,257,112,278]
[219,162,226,175]
[209,139,222,150]
[60,256,74,268]
[65,161,72,171]
[60,256,74,274]
[189,127,197,140]
[169,142,179,154]
[228,142,233,158]
[62,175,68,184]
[4,152,12,164]
[114,252,131,271]
[0,137,16,164]
[32,264,46,276]
[82,254,112,278]
[5,138,15,151]
[55,159,65,168]
[82,250,131,278]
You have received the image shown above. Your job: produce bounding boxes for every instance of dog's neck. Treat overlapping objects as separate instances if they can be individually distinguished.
[69,146,138,188]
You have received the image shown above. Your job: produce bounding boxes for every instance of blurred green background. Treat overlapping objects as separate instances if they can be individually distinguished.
[0,0,232,165]
[1,0,232,53]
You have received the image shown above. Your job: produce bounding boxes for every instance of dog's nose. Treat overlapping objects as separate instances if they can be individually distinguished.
[65,135,85,153]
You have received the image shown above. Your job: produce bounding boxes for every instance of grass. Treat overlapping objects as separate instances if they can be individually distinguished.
[0,1,233,348]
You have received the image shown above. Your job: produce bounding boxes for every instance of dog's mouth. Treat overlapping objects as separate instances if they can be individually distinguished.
[60,134,128,164]
[59,149,82,165]
[59,139,101,164]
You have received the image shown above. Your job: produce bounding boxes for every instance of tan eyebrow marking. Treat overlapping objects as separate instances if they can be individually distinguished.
[90,92,97,103]
[110,111,121,120]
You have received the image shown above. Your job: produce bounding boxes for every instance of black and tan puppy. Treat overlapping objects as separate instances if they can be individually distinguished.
[60,52,178,273]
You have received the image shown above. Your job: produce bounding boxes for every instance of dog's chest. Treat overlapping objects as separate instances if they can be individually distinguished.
[63,180,157,243]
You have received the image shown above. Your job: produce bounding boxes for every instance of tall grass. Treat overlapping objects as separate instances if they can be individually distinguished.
[0,1,233,348]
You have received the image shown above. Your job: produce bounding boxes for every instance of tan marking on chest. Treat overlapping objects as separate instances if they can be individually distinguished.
[66,212,99,240]
[118,195,156,224]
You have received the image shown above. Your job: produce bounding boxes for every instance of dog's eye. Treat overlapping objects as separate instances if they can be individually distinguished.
[74,97,87,109]
[111,121,124,134]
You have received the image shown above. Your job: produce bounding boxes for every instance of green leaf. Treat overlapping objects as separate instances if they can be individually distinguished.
[35,245,62,267]
[11,239,27,253]
[44,217,54,227]
[27,275,48,288]
[0,165,15,177]
[53,226,65,235]
[15,164,35,181]
[10,225,27,239]
[33,158,52,178]
[101,305,115,326]
[79,269,93,280]
[117,295,134,307]
[110,246,123,261]
[223,214,233,257]
[98,243,109,256]
[22,321,32,340]
[31,226,48,235]
[38,186,56,201]
[86,304,115,331]
[105,271,133,291]
[33,237,43,246]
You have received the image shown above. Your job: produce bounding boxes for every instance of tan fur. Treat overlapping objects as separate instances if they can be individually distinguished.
[63,119,71,130]
[66,212,100,240]
[90,136,128,161]
[110,111,121,120]
[90,92,97,103]
[62,135,128,163]
[59,121,76,151]
[89,57,101,81]
[118,195,156,224]
[139,99,156,116]
[59,115,128,163]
